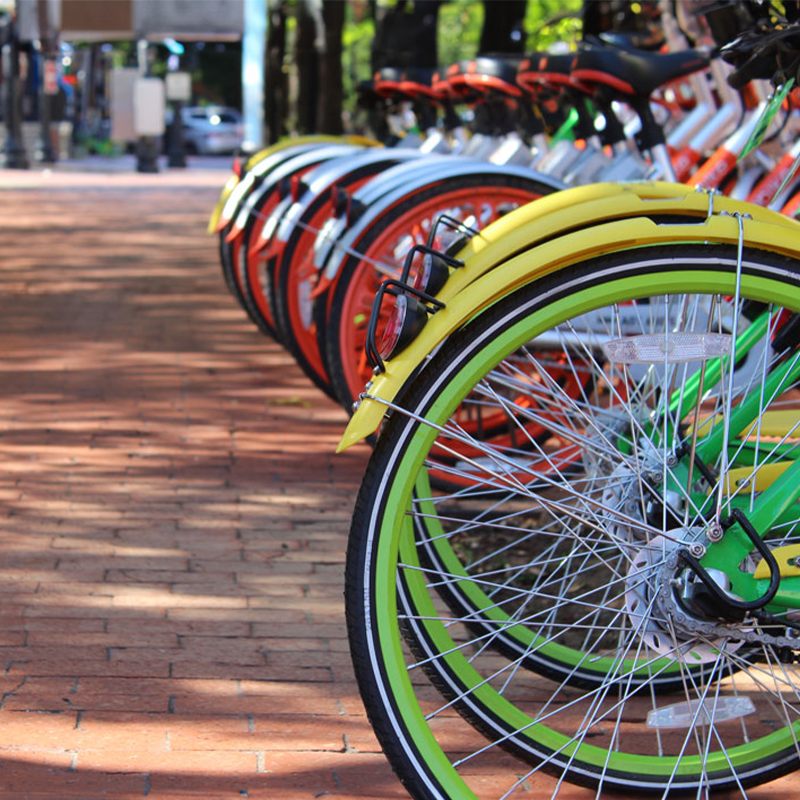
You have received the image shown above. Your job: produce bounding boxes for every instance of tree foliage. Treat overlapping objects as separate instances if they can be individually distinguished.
[438,2,483,64]
[523,0,583,51]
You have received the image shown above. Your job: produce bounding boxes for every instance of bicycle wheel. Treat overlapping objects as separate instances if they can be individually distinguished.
[237,189,296,339]
[323,174,550,414]
[347,243,800,798]
[236,146,372,339]
[271,164,397,399]
[219,225,244,304]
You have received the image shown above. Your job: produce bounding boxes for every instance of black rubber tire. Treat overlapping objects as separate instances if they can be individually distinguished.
[322,173,555,414]
[346,243,800,799]
[271,160,409,400]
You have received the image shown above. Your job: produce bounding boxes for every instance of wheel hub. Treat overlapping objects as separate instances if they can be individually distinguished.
[625,534,747,664]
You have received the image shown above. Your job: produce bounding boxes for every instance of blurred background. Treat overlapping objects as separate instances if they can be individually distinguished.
[0,0,595,168]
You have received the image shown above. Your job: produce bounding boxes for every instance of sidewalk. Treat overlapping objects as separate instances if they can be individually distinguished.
[0,166,401,799]
[2,165,795,800]
[0,155,234,189]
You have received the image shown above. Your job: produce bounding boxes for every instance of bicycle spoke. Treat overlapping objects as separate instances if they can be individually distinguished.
[348,246,800,800]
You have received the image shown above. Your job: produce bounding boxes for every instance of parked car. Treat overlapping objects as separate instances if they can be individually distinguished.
[171,106,244,155]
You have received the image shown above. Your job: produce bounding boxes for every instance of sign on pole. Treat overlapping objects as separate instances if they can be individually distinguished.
[43,59,58,95]
[165,71,191,102]
[133,77,165,137]
[110,67,139,141]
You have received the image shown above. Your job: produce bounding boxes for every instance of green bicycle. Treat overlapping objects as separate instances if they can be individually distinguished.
[340,174,800,797]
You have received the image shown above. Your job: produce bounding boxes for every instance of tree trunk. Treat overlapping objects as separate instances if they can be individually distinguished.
[479,0,528,55]
[265,1,288,144]
[295,0,318,134]
[371,0,441,71]
[318,0,344,134]
[36,0,57,161]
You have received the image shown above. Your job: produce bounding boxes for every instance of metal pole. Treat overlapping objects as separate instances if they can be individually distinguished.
[242,0,267,154]
[166,97,186,167]
[1,15,30,169]
[135,38,158,173]
[36,0,56,163]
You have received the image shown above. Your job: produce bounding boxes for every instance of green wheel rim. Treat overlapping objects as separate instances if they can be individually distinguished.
[366,263,800,794]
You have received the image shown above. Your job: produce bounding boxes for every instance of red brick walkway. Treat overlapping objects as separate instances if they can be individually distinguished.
[0,166,793,800]
[0,168,399,799]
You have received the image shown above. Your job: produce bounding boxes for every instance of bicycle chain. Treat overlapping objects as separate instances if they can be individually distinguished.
[657,551,800,651]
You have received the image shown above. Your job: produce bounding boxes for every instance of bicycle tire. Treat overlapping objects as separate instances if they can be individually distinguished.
[347,242,800,798]
[323,174,552,414]
[271,161,410,399]
[237,187,296,339]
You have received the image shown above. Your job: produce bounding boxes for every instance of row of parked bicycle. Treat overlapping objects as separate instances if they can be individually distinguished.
[211,9,800,425]
[212,2,800,798]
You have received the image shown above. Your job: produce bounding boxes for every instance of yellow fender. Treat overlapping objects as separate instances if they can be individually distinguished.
[435,181,800,303]
[207,134,381,235]
[338,181,800,451]
[208,172,242,235]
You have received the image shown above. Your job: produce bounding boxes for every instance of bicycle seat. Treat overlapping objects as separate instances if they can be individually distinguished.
[571,46,710,98]
[431,66,457,99]
[374,67,407,99]
[399,67,442,102]
[444,60,475,99]
[517,52,580,94]
[448,56,523,99]
[596,30,664,52]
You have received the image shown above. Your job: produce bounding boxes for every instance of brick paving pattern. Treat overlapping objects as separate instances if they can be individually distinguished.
[0,169,396,800]
[0,166,794,800]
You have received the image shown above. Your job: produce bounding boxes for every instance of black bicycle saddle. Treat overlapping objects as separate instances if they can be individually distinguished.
[572,46,710,97]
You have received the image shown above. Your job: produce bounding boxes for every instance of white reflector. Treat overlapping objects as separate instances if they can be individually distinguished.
[603,332,732,365]
[647,696,755,729]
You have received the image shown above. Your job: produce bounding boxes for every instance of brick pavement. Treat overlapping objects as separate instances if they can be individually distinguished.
[0,165,795,800]
[0,167,398,800]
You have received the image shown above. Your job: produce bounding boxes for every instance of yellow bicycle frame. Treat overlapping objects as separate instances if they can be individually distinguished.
[338,180,800,451]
